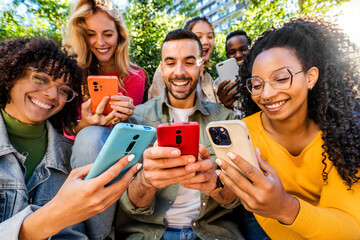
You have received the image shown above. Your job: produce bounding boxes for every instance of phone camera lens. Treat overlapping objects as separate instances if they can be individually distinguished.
[93,81,98,85]
[94,88,99,92]
[133,135,140,140]
[213,138,221,145]
[209,128,218,136]
[220,133,228,140]
[176,130,182,134]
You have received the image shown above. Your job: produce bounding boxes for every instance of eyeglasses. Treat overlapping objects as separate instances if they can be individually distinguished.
[246,68,303,96]
[28,67,78,102]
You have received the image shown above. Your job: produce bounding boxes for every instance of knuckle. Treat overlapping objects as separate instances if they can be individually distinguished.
[244,167,256,178]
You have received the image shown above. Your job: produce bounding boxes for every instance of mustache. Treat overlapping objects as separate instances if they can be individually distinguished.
[169,76,192,81]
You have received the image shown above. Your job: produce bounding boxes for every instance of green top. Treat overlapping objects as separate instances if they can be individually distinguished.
[1,109,47,182]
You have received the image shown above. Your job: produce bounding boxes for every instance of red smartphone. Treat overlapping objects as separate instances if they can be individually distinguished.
[157,122,200,159]
[87,76,119,115]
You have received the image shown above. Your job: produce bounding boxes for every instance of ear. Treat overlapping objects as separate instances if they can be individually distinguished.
[305,66,319,90]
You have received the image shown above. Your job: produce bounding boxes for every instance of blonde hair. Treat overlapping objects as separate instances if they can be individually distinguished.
[64,0,140,90]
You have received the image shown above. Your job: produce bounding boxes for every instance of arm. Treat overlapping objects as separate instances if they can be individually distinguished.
[128,146,196,208]
[180,145,238,205]
[123,69,146,106]
[216,148,360,239]
[17,155,140,240]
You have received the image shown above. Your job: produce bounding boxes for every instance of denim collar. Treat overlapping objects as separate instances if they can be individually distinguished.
[0,115,70,175]
[157,88,210,119]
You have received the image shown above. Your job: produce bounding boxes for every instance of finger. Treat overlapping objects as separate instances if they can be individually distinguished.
[106,163,141,195]
[181,171,216,185]
[90,154,134,188]
[70,164,94,179]
[224,81,238,94]
[112,112,129,121]
[95,96,110,115]
[216,169,249,201]
[215,158,255,194]
[145,166,191,181]
[185,159,214,173]
[255,148,277,178]
[143,146,181,160]
[110,95,134,103]
[144,155,196,170]
[218,80,230,92]
[227,152,268,187]
[198,144,210,160]
[110,105,134,116]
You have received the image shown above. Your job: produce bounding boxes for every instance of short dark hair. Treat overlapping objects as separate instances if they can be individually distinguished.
[225,30,251,53]
[0,37,83,133]
[161,29,203,57]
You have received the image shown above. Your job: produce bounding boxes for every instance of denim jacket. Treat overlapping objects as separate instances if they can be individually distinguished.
[115,90,244,240]
[0,115,88,239]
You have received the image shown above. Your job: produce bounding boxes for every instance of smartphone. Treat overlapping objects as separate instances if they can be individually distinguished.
[157,122,199,159]
[87,76,119,115]
[206,120,259,176]
[85,123,156,186]
[216,58,239,84]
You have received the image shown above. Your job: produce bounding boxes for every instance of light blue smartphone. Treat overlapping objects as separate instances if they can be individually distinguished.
[85,123,156,186]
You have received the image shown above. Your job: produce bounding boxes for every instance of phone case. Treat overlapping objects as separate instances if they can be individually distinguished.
[157,122,199,159]
[216,58,239,84]
[87,76,119,115]
[85,123,156,186]
[206,120,259,175]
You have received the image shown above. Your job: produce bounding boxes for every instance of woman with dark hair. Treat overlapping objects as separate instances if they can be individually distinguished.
[0,37,139,239]
[148,16,217,102]
[216,17,360,239]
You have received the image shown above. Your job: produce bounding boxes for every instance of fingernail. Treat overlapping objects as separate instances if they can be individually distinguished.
[137,163,142,170]
[188,157,195,163]
[171,149,180,156]
[215,159,222,166]
[228,152,236,160]
[128,154,135,162]
[215,169,221,176]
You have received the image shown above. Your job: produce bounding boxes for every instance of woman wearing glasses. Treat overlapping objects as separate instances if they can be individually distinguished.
[215,18,360,239]
[0,38,140,239]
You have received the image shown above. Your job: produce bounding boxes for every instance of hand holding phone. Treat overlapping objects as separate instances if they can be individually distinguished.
[85,123,156,186]
[157,122,200,159]
[206,120,259,176]
[87,76,119,115]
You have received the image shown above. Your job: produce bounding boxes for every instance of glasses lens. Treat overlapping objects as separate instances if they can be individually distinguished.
[246,77,263,95]
[270,69,292,90]
[58,86,77,102]
[30,72,51,90]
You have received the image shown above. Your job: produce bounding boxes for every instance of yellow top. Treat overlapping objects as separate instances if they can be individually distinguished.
[243,111,360,240]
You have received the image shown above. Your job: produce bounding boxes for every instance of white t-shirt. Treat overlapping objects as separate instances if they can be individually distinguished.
[164,106,201,228]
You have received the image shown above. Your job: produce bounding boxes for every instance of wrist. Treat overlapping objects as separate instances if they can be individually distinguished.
[278,195,300,225]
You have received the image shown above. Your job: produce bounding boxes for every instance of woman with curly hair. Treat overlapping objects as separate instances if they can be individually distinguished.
[64,0,145,133]
[0,37,140,239]
[215,18,360,239]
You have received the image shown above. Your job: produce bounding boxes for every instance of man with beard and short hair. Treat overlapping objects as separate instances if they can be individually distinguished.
[114,29,244,240]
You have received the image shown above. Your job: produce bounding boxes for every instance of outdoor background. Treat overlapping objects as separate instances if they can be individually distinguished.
[1,0,359,99]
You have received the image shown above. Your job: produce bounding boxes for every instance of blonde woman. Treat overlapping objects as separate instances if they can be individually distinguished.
[64,0,146,134]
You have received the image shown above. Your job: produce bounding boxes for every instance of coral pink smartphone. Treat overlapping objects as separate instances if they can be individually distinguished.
[87,76,119,115]
[157,122,200,159]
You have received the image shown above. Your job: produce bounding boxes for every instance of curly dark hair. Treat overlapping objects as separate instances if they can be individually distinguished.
[225,30,252,53]
[0,37,83,133]
[239,17,360,188]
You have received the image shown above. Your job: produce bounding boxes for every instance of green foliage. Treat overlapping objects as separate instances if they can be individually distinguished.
[0,0,69,42]
[123,0,199,82]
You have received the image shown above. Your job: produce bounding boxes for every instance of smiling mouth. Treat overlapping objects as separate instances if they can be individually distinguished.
[172,80,190,86]
[265,100,286,109]
[96,48,110,53]
[203,49,209,57]
[30,97,52,110]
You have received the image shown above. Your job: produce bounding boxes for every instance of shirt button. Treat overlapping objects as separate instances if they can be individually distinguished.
[192,222,197,227]
[168,201,172,205]
[202,202,206,206]
[154,235,157,239]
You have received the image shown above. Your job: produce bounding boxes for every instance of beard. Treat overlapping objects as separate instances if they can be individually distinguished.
[166,75,199,100]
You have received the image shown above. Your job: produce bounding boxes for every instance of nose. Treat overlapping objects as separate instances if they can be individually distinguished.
[97,35,105,46]
[174,62,186,77]
[261,82,277,100]
[235,50,243,59]
[43,84,59,99]
[200,36,209,46]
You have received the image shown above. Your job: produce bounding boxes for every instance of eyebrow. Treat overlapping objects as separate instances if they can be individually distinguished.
[86,29,115,33]
[252,66,292,77]
[163,56,197,61]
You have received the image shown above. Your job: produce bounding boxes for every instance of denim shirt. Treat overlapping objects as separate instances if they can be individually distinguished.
[0,115,88,239]
[116,90,244,240]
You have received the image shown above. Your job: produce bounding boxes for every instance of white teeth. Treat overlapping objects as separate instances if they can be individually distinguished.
[266,100,285,109]
[97,48,109,53]
[31,98,52,110]
[172,81,189,86]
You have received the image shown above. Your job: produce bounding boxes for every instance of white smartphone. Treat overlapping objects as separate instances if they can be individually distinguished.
[206,120,259,176]
[216,58,239,84]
